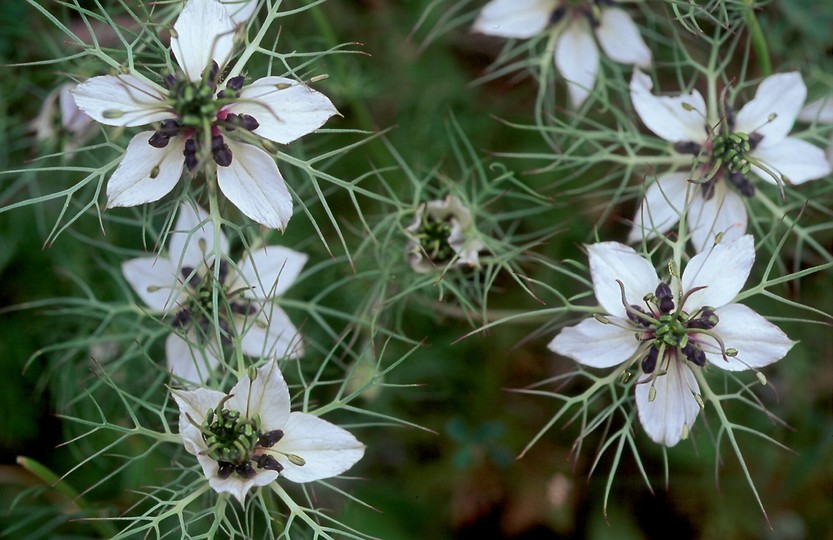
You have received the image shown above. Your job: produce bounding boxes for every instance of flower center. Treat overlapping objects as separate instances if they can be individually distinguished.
[549,0,612,27]
[147,64,261,171]
[415,215,455,263]
[200,397,287,479]
[627,282,719,374]
[172,260,257,345]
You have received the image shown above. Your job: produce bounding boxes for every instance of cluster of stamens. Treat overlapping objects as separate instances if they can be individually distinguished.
[198,395,286,479]
[415,215,455,263]
[624,282,722,377]
[148,62,260,172]
[549,0,611,27]
[172,259,258,345]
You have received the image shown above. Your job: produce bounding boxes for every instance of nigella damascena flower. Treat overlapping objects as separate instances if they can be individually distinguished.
[123,202,307,384]
[72,0,337,230]
[405,196,484,273]
[31,82,95,151]
[798,96,833,164]
[628,71,832,252]
[549,236,794,446]
[220,0,258,24]
[473,0,651,107]
[172,363,365,503]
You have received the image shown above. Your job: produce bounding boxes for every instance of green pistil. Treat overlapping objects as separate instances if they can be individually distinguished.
[173,80,218,128]
[417,217,454,262]
[654,313,690,348]
[711,132,753,176]
[202,407,261,466]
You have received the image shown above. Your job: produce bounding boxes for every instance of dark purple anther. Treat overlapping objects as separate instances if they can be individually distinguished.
[184,138,199,172]
[217,461,235,479]
[655,282,675,314]
[235,462,256,478]
[211,134,233,167]
[682,343,706,366]
[728,172,755,197]
[148,131,170,148]
[688,309,718,330]
[225,75,246,92]
[642,346,659,374]
[673,141,702,155]
[239,114,259,131]
[258,429,284,448]
[255,454,284,472]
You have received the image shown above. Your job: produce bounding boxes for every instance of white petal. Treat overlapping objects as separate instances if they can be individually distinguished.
[635,359,700,447]
[226,77,338,145]
[166,332,221,385]
[72,74,170,127]
[221,0,258,24]
[701,304,795,372]
[471,0,555,38]
[122,256,185,312]
[798,97,833,123]
[225,363,291,432]
[630,70,708,143]
[751,137,832,186]
[59,84,92,135]
[106,132,184,208]
[588,242,660,318]
[232,246,308,299]
[171,0,237,81]
[734,72,805,143]
[682,234,754,311]
[169,202,229,269]
[628,172,690,243]
[237,303,304,360]
[687,185,747,254]
[595,7,651,68]
[549,317,639,368]
[271,412,365,483]
[172,386,225,455]
[216,141,293,230]
[555,22,599,108]
[199,453,277,504]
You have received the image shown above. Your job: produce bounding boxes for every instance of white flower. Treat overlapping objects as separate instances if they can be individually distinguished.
[123,202,307,384]
[31,82,96,151]
[549,235,794,446]
[220,0,259,24]
[472,0,651,107]
[172,363,365,503]
[405,196,484,273]
[629,71,832,252]
[72,0,338,230]
[798,96,833,163]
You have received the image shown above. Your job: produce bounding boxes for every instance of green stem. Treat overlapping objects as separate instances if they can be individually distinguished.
[16,456,119,538]
[303,0,393,167]
[754,190,833,263]
[743,1,772,77]
[692,369,771,524]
